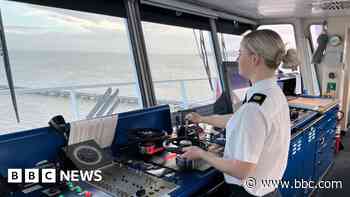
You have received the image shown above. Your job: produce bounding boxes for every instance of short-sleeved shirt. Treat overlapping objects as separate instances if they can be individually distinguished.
[224,77,291,196]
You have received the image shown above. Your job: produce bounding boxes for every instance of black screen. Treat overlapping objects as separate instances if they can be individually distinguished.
[277,76,297,96]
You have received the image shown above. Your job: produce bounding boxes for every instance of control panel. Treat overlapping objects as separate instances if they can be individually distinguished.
[289,107,319,131]
[64,140,113,170]
[43,182,112,197]
[88,163,178,197]
[10,181,112,197]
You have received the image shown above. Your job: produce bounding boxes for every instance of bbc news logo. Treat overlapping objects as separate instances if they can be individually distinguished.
[8,169,102,183]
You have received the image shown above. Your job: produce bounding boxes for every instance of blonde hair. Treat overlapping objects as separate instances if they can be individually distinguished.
[241,29,300,70]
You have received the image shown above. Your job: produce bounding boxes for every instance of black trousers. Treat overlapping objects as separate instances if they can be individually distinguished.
[224,184,281,197]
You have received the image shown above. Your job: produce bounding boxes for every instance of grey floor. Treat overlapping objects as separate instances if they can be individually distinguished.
[313,133,350,196]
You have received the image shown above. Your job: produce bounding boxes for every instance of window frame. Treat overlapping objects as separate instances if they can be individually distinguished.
[0,0,144,132]
[1,0,257,129]
[308,23,324,53]
[257,23,298,49]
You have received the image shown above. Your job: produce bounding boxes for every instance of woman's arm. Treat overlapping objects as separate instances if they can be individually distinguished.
[186,113,232,129]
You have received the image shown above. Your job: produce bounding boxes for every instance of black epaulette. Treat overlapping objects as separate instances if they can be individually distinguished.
[247,93,266,106]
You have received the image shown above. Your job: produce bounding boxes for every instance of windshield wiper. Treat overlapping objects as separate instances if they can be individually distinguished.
[0,10,20,123]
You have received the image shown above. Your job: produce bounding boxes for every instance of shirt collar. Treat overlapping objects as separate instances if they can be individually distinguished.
[249,77,277,93]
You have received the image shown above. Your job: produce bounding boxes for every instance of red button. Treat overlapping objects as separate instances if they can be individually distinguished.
[85,191,92,197]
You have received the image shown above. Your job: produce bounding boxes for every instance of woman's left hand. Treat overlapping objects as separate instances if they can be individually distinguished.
[181,146,205,160]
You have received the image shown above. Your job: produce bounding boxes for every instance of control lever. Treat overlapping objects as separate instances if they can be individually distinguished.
[184,119,189,138]
[165,147,184,154]
[49,115,69,146]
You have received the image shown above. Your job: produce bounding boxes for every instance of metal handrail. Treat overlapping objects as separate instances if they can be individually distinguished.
[0,77,219,120]
[0,77,218,95]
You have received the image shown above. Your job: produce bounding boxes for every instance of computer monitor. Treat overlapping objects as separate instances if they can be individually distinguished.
[278,78,296,96]
[277,73,300,96]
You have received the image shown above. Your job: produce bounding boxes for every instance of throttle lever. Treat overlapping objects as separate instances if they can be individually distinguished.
[165,147,184,154]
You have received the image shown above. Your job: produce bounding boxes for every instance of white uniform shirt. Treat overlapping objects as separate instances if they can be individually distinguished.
[224,77,291,196]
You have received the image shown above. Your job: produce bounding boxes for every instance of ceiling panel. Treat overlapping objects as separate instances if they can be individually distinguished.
[188,0,350,19]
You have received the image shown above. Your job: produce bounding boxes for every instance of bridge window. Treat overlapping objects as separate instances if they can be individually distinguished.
[141,21,220,111]
[258,24,297,73]
[215,18,254,102]
[309,24,323,51]
[258,24,301,94]
[218,33,243,62]
[218,32,247,103]
[0,1,141,134]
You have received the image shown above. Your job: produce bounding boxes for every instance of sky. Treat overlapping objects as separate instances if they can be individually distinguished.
[0,0,132,53]
[0,0,295,54]
[0,0,221,54]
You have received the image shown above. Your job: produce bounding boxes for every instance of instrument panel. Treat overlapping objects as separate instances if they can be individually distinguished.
[88,163,178,197]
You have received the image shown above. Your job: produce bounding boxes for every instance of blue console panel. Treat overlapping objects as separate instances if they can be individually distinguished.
[0,103,339,197]
[0,105,221,197]
[280,105,338,197]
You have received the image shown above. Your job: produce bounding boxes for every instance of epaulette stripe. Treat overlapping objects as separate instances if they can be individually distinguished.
[247,93,266,106]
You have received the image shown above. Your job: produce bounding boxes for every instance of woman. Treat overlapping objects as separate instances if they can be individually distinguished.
[182,29,300,197]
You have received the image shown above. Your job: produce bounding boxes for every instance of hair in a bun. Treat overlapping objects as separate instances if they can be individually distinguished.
[242,29,301,70]
[282,49,301,69]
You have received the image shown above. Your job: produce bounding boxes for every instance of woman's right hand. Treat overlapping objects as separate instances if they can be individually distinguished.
[185,112,203,124]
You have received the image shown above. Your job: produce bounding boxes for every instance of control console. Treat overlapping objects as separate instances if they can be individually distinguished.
[289,107,319,130]
[88,163,178,197]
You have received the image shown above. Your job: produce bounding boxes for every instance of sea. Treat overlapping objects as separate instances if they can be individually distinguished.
[0,50,223,133]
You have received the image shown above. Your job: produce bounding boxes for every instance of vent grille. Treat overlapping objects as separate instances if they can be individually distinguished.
[313,0,350,11]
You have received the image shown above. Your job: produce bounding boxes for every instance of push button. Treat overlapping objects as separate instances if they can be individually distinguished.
[85,191,92,197]
[75,186,82,193]
[67,182,74,189]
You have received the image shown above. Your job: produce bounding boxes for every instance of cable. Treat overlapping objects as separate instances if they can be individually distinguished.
[193,29,214,91]
[220,33,228,61]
